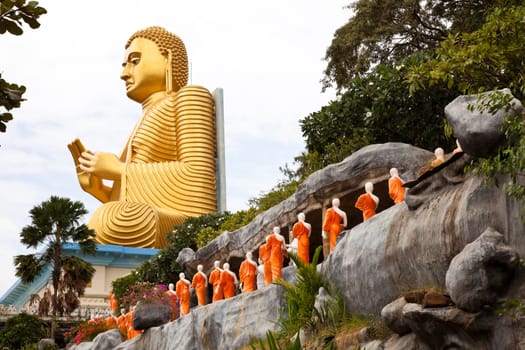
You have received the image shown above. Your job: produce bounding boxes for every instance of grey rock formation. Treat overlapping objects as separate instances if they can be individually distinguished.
[91,328,122,350]
[444,88,523,158]
[404,153,474,210]
[360,339,383,350]
[445,227,519,312]
[111,285,284,350]
[382,333,423,350]
[381,297,410,335]
[132,301,172,330]
[402,303,493,349]
[321,172,522,316]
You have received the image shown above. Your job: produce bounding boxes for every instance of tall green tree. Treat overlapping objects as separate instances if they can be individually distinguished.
[297,54,458,179]
[406,1,525,211]
[323,0,495,92]
[14,196,96,338]
[0,0,47,133]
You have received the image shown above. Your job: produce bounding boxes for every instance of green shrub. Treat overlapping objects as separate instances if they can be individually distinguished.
[275,247,327,338]
[0,313,48,349]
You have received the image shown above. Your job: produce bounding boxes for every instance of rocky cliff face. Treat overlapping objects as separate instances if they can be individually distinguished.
[71,90,525,350]
[74,144,524,349]
[322,172,523,316]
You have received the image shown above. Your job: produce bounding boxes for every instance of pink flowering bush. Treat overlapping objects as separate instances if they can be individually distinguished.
[121,282,170,310]
[64,318,112,345]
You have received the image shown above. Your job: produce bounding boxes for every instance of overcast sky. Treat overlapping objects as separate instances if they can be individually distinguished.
[0,1,350,297]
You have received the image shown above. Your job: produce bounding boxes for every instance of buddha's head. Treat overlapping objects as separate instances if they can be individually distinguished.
[121,26,188,102]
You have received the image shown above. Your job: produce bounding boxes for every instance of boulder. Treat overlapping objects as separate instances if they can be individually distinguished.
[444,88,523,158]
[445,227,519,312]
[382,333,422,350]
[91,328,122,350]
[381,297,411,335]
[132,301,172,330]
[402,303,493,349]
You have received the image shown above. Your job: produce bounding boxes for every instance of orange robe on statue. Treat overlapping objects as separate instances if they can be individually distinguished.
[166,290,178,320]
[192,272,207,306]
[105,315,117,328]
[126,310,142,339]
[176,280,191,316]
[209,268,223,302]
[355,193,377,221]
[220,270,237,299]
[266,234,285,282]
[259,243,272,286]
[323,208,345,252]
[117,313,128,336]
[109,293,118,314]
[388,177,405,204]
[292,221,310,263]
[239,259,257,292]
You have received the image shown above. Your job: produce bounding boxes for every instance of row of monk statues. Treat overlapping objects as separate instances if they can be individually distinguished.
[144,143,462,317]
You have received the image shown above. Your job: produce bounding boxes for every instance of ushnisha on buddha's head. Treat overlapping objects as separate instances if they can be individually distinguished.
[120,26,188,103]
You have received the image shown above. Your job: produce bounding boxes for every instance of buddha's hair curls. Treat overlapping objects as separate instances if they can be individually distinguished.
[126,26,188,91]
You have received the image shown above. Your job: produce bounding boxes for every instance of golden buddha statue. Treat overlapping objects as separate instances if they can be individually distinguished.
[68,26,216,248]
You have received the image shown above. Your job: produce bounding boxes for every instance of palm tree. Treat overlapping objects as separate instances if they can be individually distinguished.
[14,196,96,339]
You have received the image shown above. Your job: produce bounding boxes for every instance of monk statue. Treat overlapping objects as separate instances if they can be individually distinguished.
[209,260,224,302]
[191,264,207,306]
[239,252,258,293]
[220,263,238,299]
[266,226,286,282]
[355,182,379,222]
[67,26,216,248]
[388,168,405,204]
[176,272,191,316]
[322,198,348,253]
[431,147,446,167]
[258,240,272,286]
[292,212,311,263]
[165,283,178,320]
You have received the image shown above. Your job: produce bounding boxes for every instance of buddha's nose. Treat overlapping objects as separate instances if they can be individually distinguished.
[120,66,130,81]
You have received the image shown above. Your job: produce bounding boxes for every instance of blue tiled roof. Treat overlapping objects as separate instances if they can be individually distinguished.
[0,244,158,308]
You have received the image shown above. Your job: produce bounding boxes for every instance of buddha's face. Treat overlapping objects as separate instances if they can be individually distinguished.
[121,37,167,103]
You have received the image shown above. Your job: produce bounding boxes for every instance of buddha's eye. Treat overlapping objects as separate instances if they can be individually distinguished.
[131,57,140,65]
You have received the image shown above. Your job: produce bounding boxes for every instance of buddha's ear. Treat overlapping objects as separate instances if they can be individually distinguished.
[165,49,173,93]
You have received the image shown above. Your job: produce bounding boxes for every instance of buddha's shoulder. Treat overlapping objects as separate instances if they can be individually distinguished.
[174,85,213,100]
